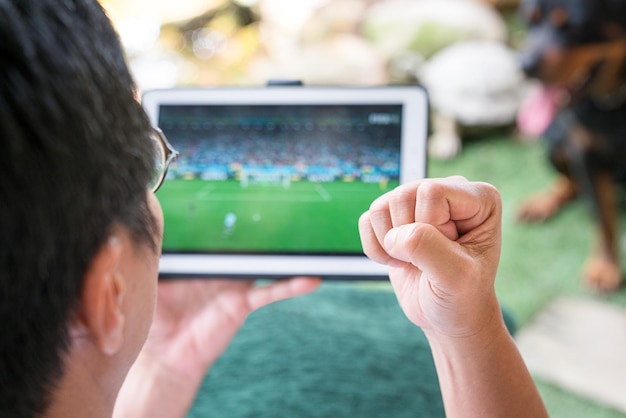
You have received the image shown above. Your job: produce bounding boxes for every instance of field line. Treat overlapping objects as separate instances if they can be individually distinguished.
[315,184,332,201]
[195,185,216,200]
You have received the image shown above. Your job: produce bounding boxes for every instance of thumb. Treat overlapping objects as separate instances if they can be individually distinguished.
[384,223,474,286]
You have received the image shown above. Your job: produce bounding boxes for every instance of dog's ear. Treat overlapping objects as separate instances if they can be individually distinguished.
[565,0,600,27]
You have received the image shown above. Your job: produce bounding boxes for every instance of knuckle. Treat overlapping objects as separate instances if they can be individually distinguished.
[358,211,371,228]
[416,180,447,201]
[389,186,413,206]
[368,194,389,213]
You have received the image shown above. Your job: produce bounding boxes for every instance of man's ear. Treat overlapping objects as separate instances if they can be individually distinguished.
[78,236,127,356]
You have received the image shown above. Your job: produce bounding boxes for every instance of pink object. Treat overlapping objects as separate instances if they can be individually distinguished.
[517,85,561,137]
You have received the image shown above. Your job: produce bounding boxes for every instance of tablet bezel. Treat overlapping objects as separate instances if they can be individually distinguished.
[142,85,429,280]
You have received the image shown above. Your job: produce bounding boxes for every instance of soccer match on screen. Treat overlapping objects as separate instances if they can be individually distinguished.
[157,103,402,254]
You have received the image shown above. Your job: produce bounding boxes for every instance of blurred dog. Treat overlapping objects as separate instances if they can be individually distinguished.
[517,0,626,291]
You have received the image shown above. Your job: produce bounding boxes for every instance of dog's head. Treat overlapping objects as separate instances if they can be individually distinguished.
[520,0,626,96]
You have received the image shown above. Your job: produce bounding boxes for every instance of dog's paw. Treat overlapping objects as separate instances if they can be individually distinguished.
[516,193,562,222]
[583,256,623,293]
[516,176,577,222]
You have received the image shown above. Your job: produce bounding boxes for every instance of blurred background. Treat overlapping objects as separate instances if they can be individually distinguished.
[99,1,626,417]
[100,0,521,90]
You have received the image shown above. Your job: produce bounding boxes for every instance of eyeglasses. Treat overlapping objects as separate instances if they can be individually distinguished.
[148,127,179,193]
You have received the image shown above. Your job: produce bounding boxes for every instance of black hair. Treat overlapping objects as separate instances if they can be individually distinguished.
[0,0,157,416]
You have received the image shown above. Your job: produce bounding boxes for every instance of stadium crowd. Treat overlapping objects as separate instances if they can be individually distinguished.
[161,127,401,183]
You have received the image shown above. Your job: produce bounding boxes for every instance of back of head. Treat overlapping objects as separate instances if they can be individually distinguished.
[0,1,157,415]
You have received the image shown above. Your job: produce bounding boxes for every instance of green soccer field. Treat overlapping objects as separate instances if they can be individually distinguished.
[156,178,398,253]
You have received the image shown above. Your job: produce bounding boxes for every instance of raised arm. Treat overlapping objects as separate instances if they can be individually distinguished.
[359,176,548,418]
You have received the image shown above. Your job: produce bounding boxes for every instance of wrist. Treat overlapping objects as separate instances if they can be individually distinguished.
[422,291,505,346]
[423,302,548,418]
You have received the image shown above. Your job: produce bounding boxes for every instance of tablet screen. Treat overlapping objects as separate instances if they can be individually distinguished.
[157,103,402,255]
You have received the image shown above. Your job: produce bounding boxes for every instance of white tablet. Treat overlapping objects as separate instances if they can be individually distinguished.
[142,85,429,280]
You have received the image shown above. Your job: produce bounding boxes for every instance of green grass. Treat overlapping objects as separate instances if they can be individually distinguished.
[429,134,626,418]
[158,178,397,253]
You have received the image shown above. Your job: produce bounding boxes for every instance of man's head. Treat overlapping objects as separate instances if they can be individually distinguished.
[0,0,161,415]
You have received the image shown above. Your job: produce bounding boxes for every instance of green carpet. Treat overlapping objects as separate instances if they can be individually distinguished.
[188,282,516,418]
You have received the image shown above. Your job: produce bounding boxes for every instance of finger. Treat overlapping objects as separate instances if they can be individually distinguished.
[388,181,420,227]
[366,193,394,248]
[246,277,321,312]
[413,177,499,240]
[412,177,465,240]
[359,211,406,267]
[384,223,474,288]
